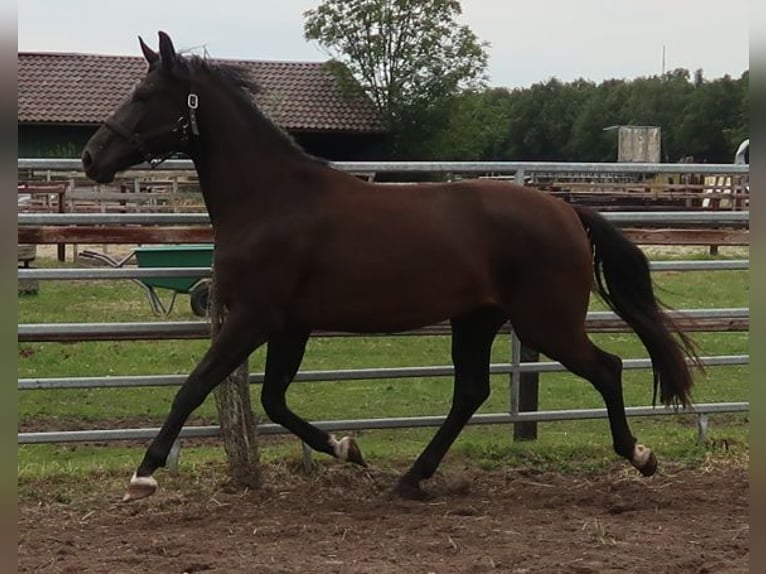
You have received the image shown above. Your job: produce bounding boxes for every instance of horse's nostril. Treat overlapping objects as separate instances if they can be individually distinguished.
[81,150,93,170]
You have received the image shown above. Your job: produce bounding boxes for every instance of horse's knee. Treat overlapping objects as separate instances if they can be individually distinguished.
[171,384,208,414]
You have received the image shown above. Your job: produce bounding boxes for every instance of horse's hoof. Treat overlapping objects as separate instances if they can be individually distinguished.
[637,451,658,476]
[344,437,368,468]
[392,478,429,501]
[331,435,368,468]
[122,472,158,502]
[631,444,657,477]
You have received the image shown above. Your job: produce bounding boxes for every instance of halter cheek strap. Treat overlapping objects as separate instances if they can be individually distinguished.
[187,93,200,136]
[103,92,200,169]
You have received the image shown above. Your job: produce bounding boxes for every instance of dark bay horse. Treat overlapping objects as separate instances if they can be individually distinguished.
[81,32,700,502]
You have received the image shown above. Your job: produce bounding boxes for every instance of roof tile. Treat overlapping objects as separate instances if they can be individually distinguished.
[18,52,386,133]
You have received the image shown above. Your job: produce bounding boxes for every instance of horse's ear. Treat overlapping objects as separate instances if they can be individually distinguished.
[138,36,159,66]
[157,31,177,73]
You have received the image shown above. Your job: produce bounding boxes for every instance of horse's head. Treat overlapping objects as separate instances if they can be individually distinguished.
[82,31,198,183]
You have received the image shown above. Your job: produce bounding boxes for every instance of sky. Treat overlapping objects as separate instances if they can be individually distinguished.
[17,0,750,89]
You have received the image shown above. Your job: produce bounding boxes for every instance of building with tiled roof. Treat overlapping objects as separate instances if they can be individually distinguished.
[18,51,387,159]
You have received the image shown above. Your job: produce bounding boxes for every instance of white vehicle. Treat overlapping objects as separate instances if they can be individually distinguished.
[734,138,749,164]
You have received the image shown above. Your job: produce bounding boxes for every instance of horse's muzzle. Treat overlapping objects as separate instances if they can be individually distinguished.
[81,149,115,184]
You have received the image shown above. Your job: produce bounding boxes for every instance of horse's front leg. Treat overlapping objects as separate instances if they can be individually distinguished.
[395,308,503,499]
[260,330,367,467]
[123,312,266,502]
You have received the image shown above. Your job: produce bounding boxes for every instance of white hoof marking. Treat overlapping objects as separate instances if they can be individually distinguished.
[122,472,159,502]
[632,444,652,467]
[329,435,351,461]
[129,472,158,490]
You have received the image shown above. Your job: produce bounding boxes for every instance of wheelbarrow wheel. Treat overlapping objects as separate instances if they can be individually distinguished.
[190,280,212,317]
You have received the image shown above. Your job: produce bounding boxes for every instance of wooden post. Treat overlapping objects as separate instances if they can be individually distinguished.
[57,185,66,262]
[209,271,262,489]
[708,176,722,256]
[513,344,539,441]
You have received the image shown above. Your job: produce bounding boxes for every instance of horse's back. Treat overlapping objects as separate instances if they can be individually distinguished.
[281,176,594,332]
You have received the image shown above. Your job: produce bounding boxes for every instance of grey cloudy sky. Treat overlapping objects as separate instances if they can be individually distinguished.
[18,0,750,89]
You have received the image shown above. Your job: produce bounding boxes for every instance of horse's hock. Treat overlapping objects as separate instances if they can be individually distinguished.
[18,244,38,295]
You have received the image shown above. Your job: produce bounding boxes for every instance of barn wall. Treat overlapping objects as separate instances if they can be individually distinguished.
[19,124,387,161]
[19,124,98,158]
[293,131,386,161]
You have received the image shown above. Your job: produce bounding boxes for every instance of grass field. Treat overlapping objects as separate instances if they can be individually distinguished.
[17,248,749,482]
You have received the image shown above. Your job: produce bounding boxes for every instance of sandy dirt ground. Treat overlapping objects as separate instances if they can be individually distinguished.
[18,458,748,574]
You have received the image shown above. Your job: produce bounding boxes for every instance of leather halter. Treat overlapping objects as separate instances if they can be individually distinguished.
[103,93,200,168]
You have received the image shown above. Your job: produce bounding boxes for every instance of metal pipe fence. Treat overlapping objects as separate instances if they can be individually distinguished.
[19,401,750,445]
[16,211,752,226]
[17,158,751,175]
[17,160,750,452]
[18,354,748,392]
[17,277,750,446]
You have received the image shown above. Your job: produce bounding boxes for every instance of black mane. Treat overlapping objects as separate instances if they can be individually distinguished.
[178,54,327,165]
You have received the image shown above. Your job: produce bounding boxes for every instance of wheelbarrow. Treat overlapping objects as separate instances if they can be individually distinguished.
[79,244,214,317]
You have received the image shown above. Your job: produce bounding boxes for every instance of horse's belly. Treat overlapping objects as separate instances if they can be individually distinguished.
[293,268,496,333]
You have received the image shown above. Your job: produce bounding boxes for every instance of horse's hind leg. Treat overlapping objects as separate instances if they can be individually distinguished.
[566,339,656,475]
[395,307,505,499]
[518,322,657,476]
[260,330,366,466]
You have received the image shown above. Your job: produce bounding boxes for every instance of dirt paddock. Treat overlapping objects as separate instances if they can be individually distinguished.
[18,458,748,573]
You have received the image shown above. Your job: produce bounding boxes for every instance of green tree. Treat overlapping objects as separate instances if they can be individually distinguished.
[620,70,694,161]
[723,71,749,156]
[425,88,514,160]
[569,79,628,161]
[677,74,735,162]
[304,0,489,157]
[502,78,593,161]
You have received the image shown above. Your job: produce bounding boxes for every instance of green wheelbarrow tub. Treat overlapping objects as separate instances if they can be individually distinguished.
[134,244,214,292]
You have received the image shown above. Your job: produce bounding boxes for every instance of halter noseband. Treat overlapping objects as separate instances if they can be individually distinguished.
[103,93,200,169]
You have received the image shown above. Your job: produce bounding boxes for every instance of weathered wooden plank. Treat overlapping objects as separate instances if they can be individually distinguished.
[65,190,167,202]
[18,226,213,244]
[582,318,749,333]
[623,228,749,246]
[18,226,748,247]
[397,318,749,335]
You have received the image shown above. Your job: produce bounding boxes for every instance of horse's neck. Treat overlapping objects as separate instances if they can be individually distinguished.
[189,79,310,224]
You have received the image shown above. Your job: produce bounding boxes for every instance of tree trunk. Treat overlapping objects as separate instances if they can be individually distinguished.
[209,273,262,489]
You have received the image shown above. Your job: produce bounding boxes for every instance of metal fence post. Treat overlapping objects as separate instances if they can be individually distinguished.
[697,414,710,444]
[510,325,541,441]
[514,344,540,441]
[509,329,521,429]
[301,441,315,473]
[166,438,181,476]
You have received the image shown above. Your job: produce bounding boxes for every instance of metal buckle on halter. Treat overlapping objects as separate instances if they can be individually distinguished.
[187,93,200,136]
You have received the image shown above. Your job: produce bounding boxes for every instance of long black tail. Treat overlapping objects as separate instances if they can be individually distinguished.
[573,205,702,408]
